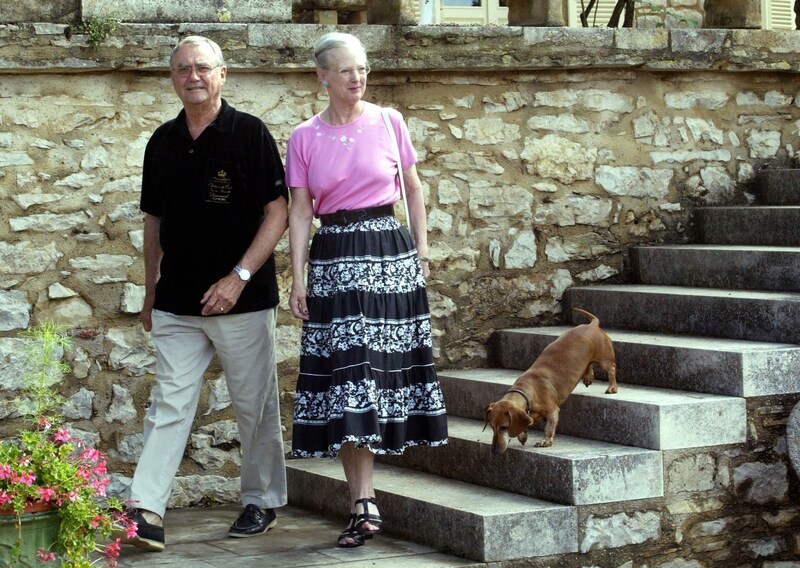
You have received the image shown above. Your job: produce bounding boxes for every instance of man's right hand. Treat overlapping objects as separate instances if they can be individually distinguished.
[140,295,155,331]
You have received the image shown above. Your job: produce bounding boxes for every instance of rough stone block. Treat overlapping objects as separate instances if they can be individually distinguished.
[439,369,747,450]
[294,0,365,9]
[81,0,292,24]
[342,9,367,24]
[507,0,566,27]
[755,168,800,205]
[0,0,79,24]
[382,416,664,506]
[287,458,578,562]
[366,0,418,25]
[703,0,761,29]
[313,9,337,24]
[496,327,800,398]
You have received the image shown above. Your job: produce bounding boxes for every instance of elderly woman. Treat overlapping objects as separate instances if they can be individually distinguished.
[286,32,448,548]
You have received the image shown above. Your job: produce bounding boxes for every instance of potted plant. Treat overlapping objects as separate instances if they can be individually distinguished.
[0,322,135,567]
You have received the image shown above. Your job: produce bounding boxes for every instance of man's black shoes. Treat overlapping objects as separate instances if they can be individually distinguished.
[228,504,277,538]
[121,508,165,552]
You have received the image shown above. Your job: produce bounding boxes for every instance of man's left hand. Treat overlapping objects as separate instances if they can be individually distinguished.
[200,273,246,316]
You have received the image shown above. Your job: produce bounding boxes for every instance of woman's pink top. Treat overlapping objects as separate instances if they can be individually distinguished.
[285,101,418,215]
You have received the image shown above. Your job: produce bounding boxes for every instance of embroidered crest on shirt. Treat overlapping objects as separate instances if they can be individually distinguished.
[207,169,233,204]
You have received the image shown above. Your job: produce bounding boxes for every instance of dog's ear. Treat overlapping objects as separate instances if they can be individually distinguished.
[482,403,495,431]
[507,407,534,437]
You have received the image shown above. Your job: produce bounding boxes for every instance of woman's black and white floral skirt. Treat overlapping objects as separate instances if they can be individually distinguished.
[291,216,449,458]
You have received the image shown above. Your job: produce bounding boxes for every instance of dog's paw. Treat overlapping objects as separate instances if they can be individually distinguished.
[534,440,553,448]
[605,386,618,394]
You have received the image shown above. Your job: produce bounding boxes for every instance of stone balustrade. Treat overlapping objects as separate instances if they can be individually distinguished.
[0,0,784,29]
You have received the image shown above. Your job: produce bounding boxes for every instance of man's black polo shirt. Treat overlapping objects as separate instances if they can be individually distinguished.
[140,99,288,316]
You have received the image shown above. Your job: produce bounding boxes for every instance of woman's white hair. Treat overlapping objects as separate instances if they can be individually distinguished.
[313,32,367,69]
[170,36,226,67]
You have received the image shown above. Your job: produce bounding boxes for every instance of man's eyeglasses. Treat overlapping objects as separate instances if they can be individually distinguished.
[336,65,370,79]
[173,64,221,78]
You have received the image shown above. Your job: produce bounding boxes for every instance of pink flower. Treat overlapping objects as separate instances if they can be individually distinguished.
[36,549,57,562]
[76,465,91,482]
[0,490,12,506]
[54,429,71,443]
[104,540,121,562]
[35,486,57,501]
[13,470,36,486]
[0,464,11,479]
[80,448,101,463]
[91,478,108,496]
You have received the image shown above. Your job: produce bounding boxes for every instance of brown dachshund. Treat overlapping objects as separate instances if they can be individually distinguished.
[483,308,618,453]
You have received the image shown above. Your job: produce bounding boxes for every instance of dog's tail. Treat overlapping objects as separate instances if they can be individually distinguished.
[572,307,599,326]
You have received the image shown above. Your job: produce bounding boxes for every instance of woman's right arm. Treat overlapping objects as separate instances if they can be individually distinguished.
[289,186,314,320]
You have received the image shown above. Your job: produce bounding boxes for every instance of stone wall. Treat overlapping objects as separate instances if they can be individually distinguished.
[0,24,799,560]
[555,396,799,567]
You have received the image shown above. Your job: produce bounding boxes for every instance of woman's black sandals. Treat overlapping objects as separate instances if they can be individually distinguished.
[338,514,366,548]
[354,497,383,537]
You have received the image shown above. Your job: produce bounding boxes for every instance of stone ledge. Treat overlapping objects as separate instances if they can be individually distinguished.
[1,23,800,73]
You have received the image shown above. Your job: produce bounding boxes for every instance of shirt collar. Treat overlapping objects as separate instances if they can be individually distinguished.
[170,98,235,135]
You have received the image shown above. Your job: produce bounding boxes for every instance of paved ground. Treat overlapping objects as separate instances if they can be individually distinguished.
[114,505,481,567]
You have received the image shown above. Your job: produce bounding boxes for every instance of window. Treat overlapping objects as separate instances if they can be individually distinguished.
[763,0,795,29]
[438,0,508,24]
[565,0,797,29]
[566,1,630,27]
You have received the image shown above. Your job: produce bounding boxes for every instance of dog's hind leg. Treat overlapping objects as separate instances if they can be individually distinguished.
[599,335,618,394]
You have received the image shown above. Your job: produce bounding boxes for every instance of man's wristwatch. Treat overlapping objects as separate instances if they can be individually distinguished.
[233,265,251,282]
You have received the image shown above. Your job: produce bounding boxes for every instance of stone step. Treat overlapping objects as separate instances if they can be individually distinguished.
[493,327,800,397]
[696,206,800,246]
[380,415,663,506]
[754,168,800,205]
[631,244,800,292]
[286,458,578,562]
[439,369,747,450]
[564,284,800,344]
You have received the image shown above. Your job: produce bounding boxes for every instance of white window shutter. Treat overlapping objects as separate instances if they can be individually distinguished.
[593,0,620,27]
[764,0,795,30]
[569,0,623,27]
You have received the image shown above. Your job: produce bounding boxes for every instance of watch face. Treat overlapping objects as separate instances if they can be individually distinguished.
[235,266,251,281]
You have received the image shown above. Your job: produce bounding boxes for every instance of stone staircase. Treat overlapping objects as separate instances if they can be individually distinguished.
[285,169,800,564]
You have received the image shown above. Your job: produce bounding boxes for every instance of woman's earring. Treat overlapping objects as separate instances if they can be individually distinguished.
[322,81,330,87]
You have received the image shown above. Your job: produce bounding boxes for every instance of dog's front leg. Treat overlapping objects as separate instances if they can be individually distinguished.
[535,408,559,447]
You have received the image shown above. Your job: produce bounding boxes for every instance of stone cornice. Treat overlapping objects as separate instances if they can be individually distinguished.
[1,23,800,74]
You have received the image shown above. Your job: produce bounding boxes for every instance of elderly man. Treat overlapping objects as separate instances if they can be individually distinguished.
[122,35,288,552]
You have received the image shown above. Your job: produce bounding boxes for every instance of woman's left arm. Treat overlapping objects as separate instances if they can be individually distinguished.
[402,163,431,279]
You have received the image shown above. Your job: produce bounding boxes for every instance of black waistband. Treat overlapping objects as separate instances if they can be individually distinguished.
[318,204,395,226]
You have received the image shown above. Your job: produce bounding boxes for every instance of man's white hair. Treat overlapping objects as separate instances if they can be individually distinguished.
[170,36,226,67]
